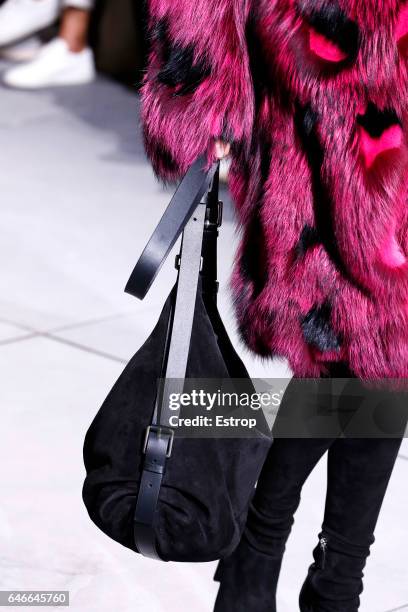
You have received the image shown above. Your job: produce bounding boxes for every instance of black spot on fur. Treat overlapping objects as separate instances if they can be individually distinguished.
[246,13,273,107]
[299,0,360,60]
[294,102,370,297]
[296,224,320,257]
[143,126,179,181]
[151,18,169,50]
[240,205,268,298]
[357,103,402,138]
[294,105,331,249]
[301,301,341,352]
[238,118,272,298]
[302,106,320,139]
[152,17,211,95]
[321,360,354,377]
[158,45,211,94]
[259,136,272,186]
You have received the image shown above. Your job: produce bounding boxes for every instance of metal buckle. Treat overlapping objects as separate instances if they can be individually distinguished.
[217,201,223,227]
[143,425,175,458]
[204,200,223,229]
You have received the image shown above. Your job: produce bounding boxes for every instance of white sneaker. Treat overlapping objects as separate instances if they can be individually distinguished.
[0,0,60,48]
[0,35,42,62]
[3,38,96,88]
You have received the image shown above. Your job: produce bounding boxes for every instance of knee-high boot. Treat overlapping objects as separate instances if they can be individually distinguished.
[213,533,284,612]
[299,529,372,612]
[213,499,293,612]
[299,435,404,612]
[213,433,333,612]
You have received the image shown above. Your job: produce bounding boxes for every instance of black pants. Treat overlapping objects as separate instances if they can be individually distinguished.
[249,363,408,552]
[214,363,407,611]
[248,434,403,557]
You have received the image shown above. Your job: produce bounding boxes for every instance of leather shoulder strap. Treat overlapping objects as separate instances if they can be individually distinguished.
[125,155,219,300]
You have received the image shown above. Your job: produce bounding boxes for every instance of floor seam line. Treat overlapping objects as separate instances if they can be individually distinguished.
[47,310,136,334]
[0,317,37,333]
[0,333,39,346]
[0,310,136,336]
[0,329,127,363]
[43,332,127,364]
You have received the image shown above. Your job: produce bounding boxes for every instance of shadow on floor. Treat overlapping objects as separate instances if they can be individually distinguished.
[50,77,146,164]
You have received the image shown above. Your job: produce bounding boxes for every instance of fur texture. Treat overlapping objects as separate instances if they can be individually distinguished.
[141,0,408,379]
[141,0,254,182]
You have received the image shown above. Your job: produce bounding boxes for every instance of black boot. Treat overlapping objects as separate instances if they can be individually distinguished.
[213,534,283,612]
[299,530,372,612]
[299,432,404,612]
[212,432,334,612]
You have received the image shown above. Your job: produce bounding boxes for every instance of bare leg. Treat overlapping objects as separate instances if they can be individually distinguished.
[59,8,91,53]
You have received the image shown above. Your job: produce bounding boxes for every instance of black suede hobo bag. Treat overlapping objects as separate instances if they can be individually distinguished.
[82,158,272,563]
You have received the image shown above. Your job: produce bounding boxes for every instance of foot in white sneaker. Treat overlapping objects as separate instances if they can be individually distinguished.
[0,0,60,48]
[3,38,96,89]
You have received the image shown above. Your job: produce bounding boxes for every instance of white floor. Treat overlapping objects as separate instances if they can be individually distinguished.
[0,66,407,612]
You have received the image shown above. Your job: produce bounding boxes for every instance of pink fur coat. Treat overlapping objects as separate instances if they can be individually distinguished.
[141,0,408,379]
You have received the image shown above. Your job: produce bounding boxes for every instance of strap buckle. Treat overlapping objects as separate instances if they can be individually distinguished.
[143,425,175,458]
[205,200,223,229]
[216,201,223,228]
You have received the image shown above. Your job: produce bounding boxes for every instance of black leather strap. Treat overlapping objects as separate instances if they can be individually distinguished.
[125,155,219,300]
[133,427,173,558]
[158,201,207,428]
[133,161,221,559]
[201,167,222,301]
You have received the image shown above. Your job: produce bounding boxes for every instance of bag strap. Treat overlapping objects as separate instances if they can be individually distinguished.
[132,161,221,559]
[125,155,219,300]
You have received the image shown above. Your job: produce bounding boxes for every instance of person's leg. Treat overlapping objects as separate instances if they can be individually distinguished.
[59,6,92,53]
[213,370,337,612]
[214,438,332,612]
[3,0,96,88]
[300,433,404,612]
